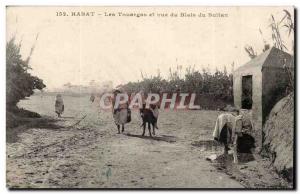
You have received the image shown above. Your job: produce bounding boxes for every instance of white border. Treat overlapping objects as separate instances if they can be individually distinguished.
[1,0,299,193]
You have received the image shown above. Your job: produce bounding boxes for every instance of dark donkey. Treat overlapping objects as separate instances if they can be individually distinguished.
[139,104,158,137]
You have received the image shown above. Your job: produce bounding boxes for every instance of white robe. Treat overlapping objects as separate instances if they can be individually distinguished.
[213,113,243,143]
[113,109,128,125]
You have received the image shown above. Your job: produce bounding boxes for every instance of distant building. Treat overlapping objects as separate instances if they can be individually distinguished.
[62,83,90,94]
[51,81,114,96]
[233,47,293,150]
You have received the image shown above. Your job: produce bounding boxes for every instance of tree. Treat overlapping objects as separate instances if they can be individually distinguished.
[270,10,294,92]
[6,37,46,108]
[245,10,294,59]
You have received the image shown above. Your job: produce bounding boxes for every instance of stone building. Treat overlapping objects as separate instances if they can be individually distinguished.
[233,47,293,150]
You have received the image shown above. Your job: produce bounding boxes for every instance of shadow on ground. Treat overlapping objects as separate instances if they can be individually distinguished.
[192,139,255,164]
[124,133,177,143]
[7,109,64,143]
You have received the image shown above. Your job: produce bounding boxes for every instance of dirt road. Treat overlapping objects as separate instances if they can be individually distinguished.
[7,96,244,188]
[7,95,289,188]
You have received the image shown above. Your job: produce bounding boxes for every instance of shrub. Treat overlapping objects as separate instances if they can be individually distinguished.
[6,37,46,109]
[122,65,233,109]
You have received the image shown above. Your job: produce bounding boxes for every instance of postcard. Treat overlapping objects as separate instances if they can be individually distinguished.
[6,6,295,189]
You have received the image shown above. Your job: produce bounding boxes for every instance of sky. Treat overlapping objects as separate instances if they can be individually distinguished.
[6,6,294,90]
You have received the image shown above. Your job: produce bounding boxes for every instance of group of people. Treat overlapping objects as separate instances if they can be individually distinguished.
[111,89,159,135]
[55,91,252,163]
[54,90,160,135]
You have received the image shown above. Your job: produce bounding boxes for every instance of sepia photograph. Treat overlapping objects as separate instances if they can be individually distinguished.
[5,6,295,189]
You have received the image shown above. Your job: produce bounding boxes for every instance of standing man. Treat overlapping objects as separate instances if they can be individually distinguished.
[55,94,64,118]
[112,89,130,134]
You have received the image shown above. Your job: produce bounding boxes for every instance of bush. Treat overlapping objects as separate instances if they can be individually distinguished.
[6,37,46,108]
[122,65,233,109]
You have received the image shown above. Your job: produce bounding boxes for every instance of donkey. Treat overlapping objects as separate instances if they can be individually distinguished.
[139,104,158,137]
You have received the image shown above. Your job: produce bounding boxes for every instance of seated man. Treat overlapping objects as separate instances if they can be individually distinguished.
[213,110,243,163]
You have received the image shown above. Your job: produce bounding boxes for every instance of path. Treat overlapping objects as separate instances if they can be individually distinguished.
[7,109,243,188]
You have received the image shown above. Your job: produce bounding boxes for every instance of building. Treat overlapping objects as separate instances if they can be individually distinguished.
[233,47,293,150]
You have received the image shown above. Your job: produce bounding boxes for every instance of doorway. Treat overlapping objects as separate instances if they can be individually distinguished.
[242,75,253,109]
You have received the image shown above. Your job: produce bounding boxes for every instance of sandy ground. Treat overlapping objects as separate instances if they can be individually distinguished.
[6,95,290,188]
